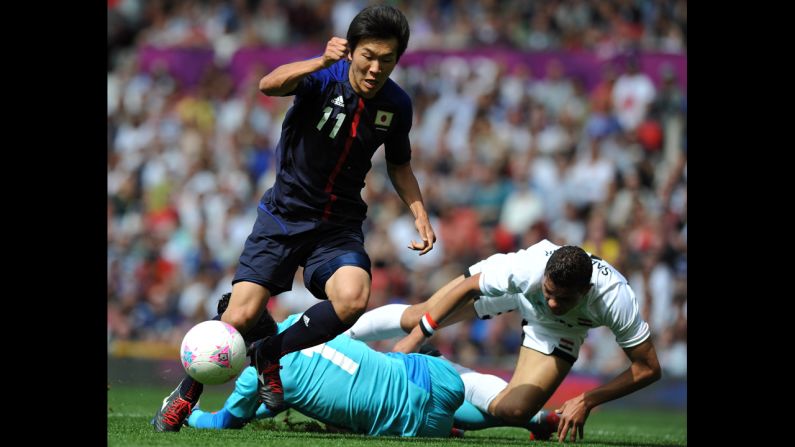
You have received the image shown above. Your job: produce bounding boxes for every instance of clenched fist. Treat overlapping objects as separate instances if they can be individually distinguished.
[322,37,349,68]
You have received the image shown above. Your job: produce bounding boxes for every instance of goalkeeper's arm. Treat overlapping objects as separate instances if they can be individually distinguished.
[187,366,285,429]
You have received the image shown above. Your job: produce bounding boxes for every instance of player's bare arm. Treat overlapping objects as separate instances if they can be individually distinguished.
[259,37,350,96]
[398,274,469,331]
[393,274,482,352]
[386,161,436,255]
[555,339,661,443]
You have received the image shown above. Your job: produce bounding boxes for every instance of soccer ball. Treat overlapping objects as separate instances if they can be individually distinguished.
[180,321,247,385]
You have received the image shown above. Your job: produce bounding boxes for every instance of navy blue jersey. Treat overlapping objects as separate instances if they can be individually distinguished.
[263,59,413,224]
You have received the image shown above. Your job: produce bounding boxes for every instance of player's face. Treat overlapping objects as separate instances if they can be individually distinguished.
[542,276,587,316]
[348,36,399,98]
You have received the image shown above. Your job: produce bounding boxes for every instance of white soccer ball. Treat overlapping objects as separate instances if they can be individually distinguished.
[180,320,247,385]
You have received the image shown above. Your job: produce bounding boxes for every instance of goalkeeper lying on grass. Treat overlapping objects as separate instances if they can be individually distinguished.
[188,311,558,439]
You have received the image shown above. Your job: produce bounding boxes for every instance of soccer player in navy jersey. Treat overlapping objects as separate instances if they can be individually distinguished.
[153,5,436,432]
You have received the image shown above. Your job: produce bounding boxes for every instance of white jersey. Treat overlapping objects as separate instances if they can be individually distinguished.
[469,239,650,361]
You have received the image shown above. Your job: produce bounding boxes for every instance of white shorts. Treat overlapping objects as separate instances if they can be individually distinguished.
[472,293,587,363]
[452,362,508,414]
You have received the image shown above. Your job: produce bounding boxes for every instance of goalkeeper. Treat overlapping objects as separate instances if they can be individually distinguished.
[187,311,558,439]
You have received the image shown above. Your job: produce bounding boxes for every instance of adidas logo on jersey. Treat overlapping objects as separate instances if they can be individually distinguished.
[303,315,311,327]
[331,95,345,107]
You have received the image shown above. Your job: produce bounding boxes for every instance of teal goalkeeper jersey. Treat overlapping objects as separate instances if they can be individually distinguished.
[276,314,429,436]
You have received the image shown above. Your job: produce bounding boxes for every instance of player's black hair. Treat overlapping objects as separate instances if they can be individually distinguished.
[544,246,592,290]
[346,4,410,61]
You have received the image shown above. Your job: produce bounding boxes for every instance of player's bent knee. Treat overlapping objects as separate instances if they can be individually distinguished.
[221,308,257,333]
[340,298,369,321]
[332,292,370,323]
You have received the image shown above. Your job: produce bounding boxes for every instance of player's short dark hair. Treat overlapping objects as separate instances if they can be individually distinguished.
[346,4,410,61]
[544,246,592,290]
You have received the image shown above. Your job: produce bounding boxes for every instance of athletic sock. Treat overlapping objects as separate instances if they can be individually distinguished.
[344,304,410,341]
[260,301,352,359]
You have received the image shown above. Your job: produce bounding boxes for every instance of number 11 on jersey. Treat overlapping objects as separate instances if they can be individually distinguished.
[317,106,346,139]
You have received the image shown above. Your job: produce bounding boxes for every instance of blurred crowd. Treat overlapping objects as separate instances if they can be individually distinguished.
[108,0,686,378]
[109,0,686,68]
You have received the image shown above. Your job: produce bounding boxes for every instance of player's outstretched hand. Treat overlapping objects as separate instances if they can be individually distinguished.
[555,394,591,443]
[322,37,349,68]
[408,215,436,255]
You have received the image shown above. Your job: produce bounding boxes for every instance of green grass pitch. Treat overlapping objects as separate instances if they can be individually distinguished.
[108,386,686,446]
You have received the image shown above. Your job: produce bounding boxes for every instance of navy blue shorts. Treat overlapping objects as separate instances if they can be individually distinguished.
[233,200,371,300]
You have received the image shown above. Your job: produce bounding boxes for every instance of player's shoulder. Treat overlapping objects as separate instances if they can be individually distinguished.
[327,59,350,81]
[308,59,349,86]
[523,239,560,258]
[589,256,629,288]
[587,261,633,310]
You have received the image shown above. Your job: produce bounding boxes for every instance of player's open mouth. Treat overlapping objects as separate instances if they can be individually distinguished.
[364,79,378,88]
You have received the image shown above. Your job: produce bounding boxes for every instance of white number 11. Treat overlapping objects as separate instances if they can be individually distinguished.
[316,106,346,139]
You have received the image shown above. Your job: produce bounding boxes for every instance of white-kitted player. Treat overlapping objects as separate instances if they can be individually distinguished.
[348,239,661,443]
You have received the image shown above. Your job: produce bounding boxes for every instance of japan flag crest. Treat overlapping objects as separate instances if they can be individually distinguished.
[375,110,394,128]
